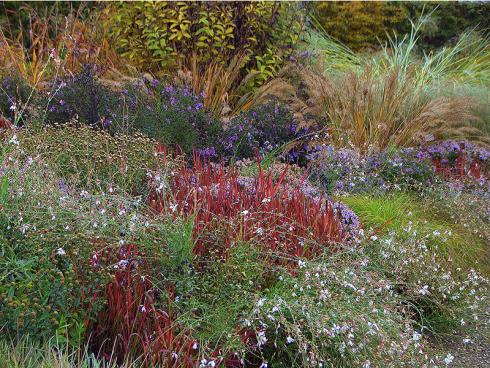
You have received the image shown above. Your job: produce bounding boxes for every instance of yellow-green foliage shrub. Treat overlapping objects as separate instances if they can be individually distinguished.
[313,1,406,51]
[104,1,305,84]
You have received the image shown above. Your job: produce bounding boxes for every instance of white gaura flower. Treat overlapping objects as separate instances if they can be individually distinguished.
[257,331,267,347]
[444,353,454,364]
[257,298,266,307]
[9,134,19,146]
[286,336,295,344]
[56,248,66,256]
[418,285,430,295]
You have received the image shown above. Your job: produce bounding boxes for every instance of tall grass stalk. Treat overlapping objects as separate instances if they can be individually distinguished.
[0,336,125,368]
[376,20,490,88]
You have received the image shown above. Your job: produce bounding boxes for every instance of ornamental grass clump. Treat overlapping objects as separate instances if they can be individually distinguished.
[149,155,350,266]
[289,65,476,153]
[87,242,197,367]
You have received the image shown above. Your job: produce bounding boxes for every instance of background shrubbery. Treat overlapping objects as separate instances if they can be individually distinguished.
[312,1,490,51]
[104,1,305,83]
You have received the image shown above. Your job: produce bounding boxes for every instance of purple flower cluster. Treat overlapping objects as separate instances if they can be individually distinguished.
[307,144,436,194]
[308,141,490,195]
[196,146,217,159]
[333,201,361,233]
[423,140,490,168]
[220,100,299,160]
[45,64,119,127]
[123,79,222,155]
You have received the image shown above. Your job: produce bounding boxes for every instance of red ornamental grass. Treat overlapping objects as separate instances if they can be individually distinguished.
[432,148,488,180]
[80,242,196,367]
[150,155,346,264]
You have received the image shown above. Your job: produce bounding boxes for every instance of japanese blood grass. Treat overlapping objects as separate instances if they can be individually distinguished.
[149,155,347,266]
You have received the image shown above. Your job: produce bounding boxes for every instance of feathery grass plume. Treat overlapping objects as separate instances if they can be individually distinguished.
[279,62,477,153]
[297,11,489,148]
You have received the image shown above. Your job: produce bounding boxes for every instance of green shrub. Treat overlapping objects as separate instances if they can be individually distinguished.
[398,2,490,50]
[104,2,305,83]
[117,80,222,156]
[312,1,490,52]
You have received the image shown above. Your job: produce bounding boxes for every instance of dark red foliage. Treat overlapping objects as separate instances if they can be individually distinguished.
[75,242,196,367]
[432,147,488,180]
[150,155,346,266]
